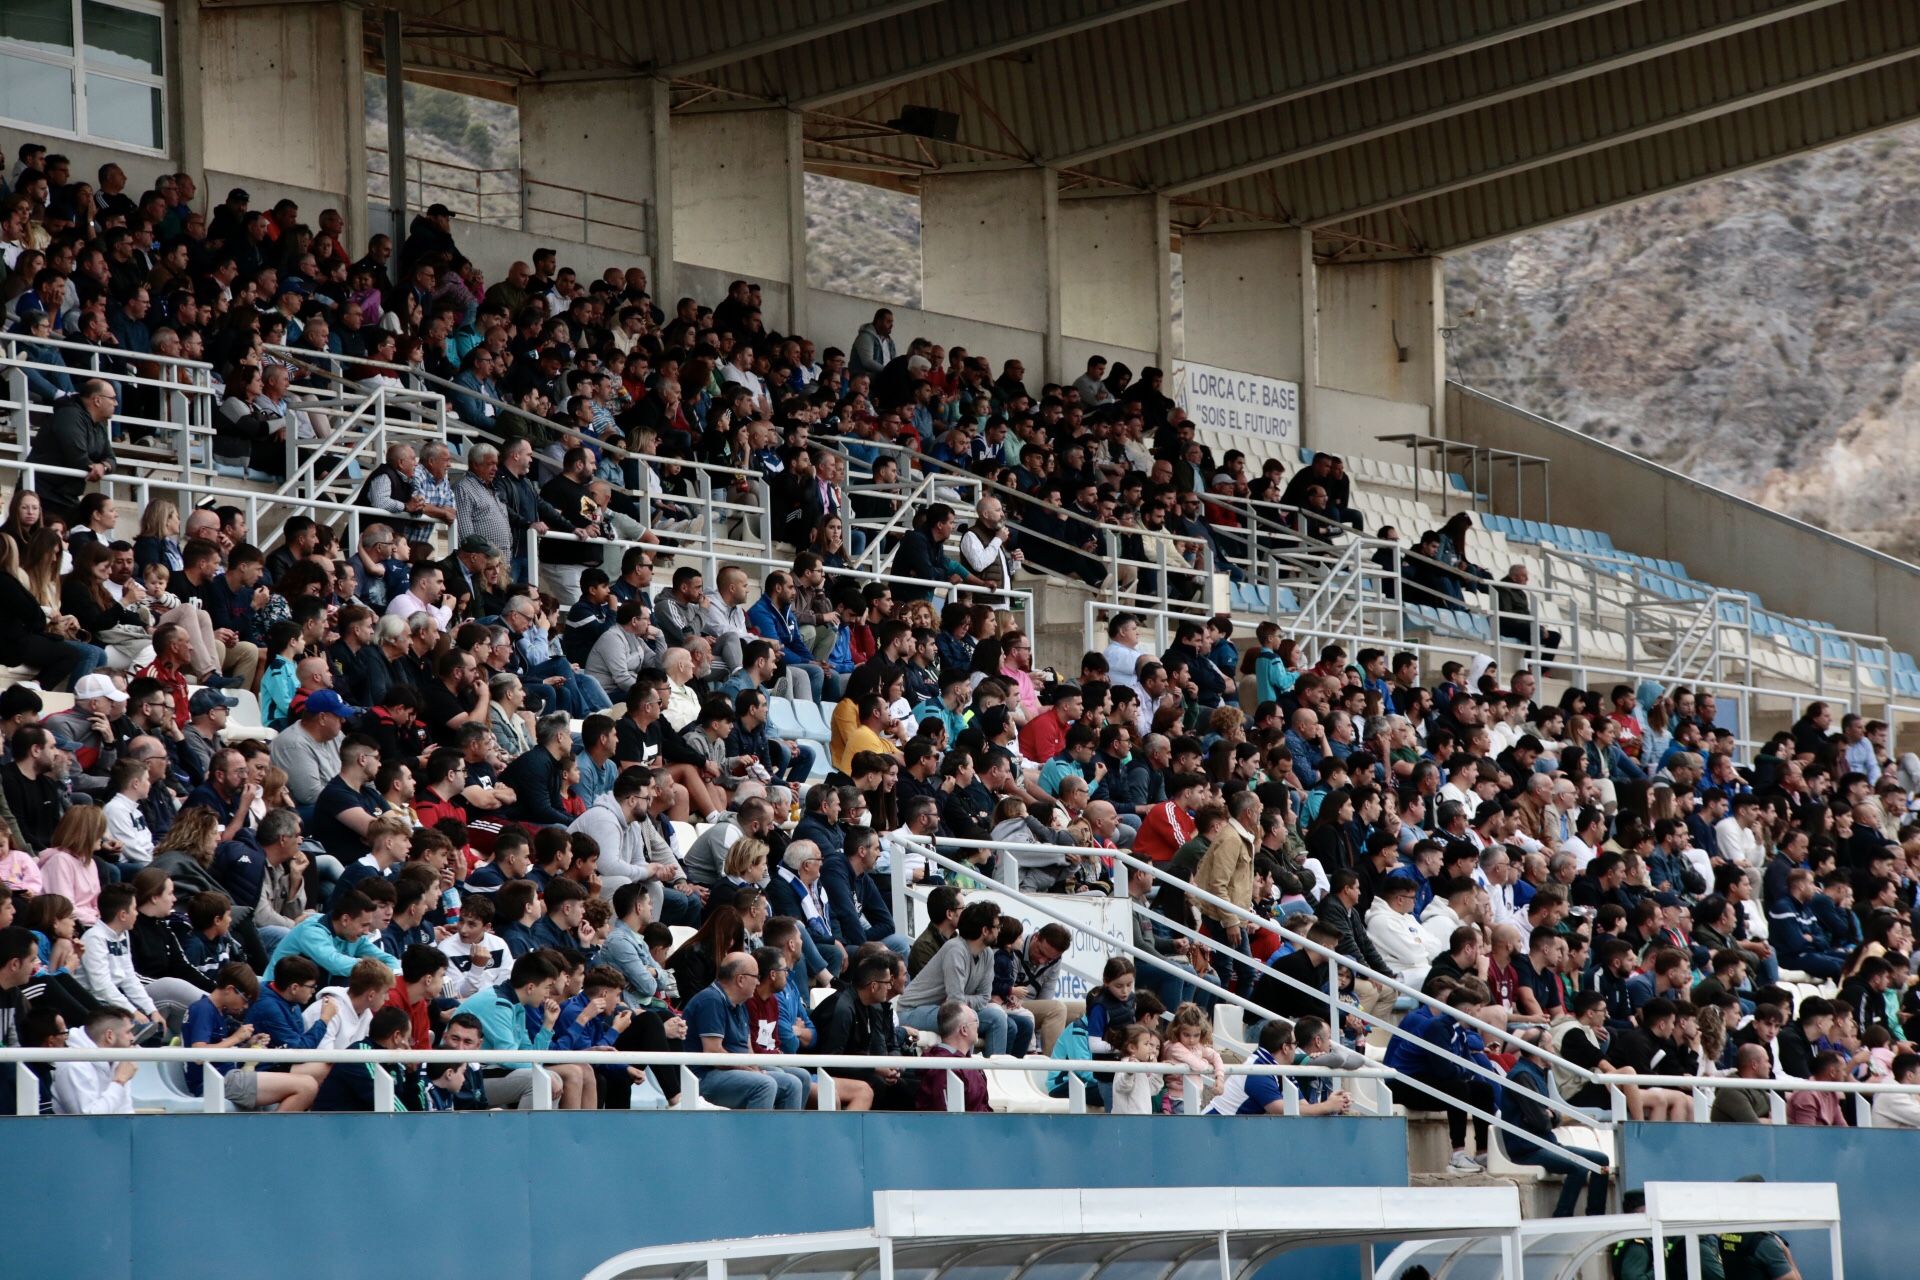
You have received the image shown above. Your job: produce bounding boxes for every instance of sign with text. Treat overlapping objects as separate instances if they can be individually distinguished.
[1173,360,1300,446]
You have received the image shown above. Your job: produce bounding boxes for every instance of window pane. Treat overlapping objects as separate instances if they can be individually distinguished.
[0,0,74,58]
[83,2,162,76]
[86,73,159,148]
[0,52,75,132]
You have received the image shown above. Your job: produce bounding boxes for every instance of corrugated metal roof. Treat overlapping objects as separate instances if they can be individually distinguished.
[363,0,1920,256]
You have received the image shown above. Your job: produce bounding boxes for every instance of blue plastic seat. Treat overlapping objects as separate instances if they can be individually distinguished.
[794,699,832,742]
[768,697,807,741]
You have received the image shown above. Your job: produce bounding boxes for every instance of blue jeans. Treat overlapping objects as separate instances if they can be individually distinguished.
[659,887,702,926]
[699,1066,805,1110]
[771,739,815,785]
[526,656,611,714]
[799,928,841,980]
[1140,955,1199,1011]
[900,1000,1029,1057]
[257,924,291,955]
[67,641,108,686]
[1512,1142,1610,1217]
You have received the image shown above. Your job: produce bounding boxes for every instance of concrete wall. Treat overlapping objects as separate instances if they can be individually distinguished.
[921,168,1059,377]
[519,78,661,257]
[1449,382,1920,657]
[1317,256,1444,437]
[195,1,365,242]
[5,1111,1409,1280]
[1181,227,1315,388]
[670,108,806,332]
[1059,192,1171,365]
[1315,386,1431,462]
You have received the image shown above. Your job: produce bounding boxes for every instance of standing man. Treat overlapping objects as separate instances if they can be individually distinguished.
[27,377,117,525]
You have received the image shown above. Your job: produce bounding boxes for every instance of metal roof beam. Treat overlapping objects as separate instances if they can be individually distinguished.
[1226,0,1920,229]
[1328,54,1920,255]
[1144,0,1847,195]
[1045,0,1639,169]
[651,0,945,77]
[696,0,1189,112]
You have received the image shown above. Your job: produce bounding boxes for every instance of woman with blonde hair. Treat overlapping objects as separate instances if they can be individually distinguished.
[135,498,184,572]
[705,837,772,918]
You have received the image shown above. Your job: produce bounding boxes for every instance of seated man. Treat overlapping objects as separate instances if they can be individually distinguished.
[1768,869,1849,979]
[682,950,806,1110]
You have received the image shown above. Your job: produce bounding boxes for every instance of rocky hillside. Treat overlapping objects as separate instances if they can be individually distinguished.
[1445,124,1920,561]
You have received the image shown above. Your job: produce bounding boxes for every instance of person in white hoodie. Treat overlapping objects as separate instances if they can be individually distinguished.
[302,957,395,1050]
[76,883,163,1037]
[436,896,510,1000]
[1419,878,1478,954]
[569,771,659,904]
[1365,877,1444,990]
[1873,1052,1920,1129]
[52,1008,138,1115]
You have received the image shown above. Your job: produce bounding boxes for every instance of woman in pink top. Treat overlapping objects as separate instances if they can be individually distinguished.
[38,838,103,926]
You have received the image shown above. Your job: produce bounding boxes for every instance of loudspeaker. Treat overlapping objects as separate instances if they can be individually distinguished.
[892,105,960,142]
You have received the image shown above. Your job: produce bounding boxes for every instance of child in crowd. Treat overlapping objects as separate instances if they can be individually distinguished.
[1160,1001,1227,1111]
[1084,956,1138,1055]
[183,891,243,982]
[1108,1023,1166,1115]
[0,823,42,894]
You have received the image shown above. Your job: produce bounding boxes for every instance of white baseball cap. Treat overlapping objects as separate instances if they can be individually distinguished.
[73,674,128,703]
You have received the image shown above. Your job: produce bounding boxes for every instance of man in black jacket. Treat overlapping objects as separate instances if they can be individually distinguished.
[1775,996,1833,1080]
[536,446,603,603]
[26,380,116,525]
[809,951,907,1108]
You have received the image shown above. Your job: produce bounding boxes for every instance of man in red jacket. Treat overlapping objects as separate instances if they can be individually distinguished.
[1132,772,1209,863]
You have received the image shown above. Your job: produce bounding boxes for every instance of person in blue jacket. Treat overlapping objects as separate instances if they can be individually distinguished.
[820,827,907,956]
[242,953,338,1095]
[267,890,401,980]
[1767,869,1850,978]
[1382,978,1501,1174]
[312,1005,429,1111]
[746,572,830,703]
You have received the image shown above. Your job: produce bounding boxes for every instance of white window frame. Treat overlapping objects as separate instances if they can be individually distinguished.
[0,0,168,157]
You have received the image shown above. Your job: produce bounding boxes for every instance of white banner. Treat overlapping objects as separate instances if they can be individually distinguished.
[1173,360,1300,446]
[907,884,1132,1002]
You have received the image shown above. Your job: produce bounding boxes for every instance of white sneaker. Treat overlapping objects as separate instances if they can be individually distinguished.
[1447,1152,1480,1175]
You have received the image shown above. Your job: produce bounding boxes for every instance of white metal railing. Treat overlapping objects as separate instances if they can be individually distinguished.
[2,1045,1391,1119]
[893,833,1605,1173]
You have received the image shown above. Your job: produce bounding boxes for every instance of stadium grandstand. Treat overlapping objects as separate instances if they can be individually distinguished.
[5,1,1920,1278]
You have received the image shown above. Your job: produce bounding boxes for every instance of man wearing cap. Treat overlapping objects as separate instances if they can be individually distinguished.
[42,673,131,799]
[441,536,495,617]
[269,690,354,811]
[178,687,237,789]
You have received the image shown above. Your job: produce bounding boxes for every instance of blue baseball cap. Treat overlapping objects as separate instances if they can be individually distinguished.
[301,689,358,719]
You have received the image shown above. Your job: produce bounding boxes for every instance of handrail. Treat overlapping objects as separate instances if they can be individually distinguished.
[2,1044,1394,1118]
[921,833,1604,1129]
[895,833,1603,1171]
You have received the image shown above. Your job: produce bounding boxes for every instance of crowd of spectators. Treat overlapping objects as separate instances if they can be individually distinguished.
[0,143,1916,1217]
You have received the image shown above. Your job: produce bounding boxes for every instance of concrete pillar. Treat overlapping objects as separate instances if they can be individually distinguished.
[670,107,808,335]
[1316,256,1447,438]
[194,0,367,250]
[1058,192,1172,370]
[519,77,672,283]
[1181,226,1317,433]
[921,168,1061,382]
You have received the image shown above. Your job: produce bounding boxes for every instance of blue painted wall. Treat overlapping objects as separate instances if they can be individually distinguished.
[1623,1122,1895,1280]
[6,1114,1409,1280]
